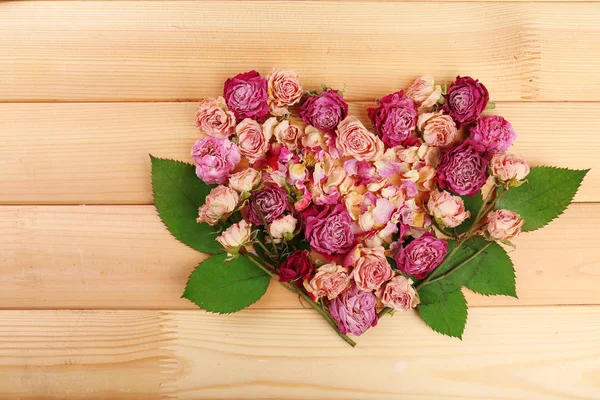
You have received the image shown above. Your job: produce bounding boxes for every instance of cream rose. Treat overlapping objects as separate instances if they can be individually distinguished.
[427,189,470,228]
[236,118,272,164]
[194,97,236,138]
[418,111,457,148]
[269,215,297,244]
[216,220,252,254]
[228,168,261,193]
[301,125,327,149]
[486,209,524,241]
[335,116,384,162]
[490,152,530,187]
[196,185,239,226]
[263,118,303,151]
[378,276,420,311]
[351,246,394,292]
[303,263,351,300]
[266,68,303,116]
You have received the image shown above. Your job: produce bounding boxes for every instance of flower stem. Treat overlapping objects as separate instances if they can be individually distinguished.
[378,307,392,318]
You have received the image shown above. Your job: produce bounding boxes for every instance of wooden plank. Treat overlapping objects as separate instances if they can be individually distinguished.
[0,308,599,399]
[1,204,598,309]
[0,102,597,205]
[1,2,600,102]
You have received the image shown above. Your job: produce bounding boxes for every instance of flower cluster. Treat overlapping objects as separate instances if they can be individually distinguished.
[192,69,530,339]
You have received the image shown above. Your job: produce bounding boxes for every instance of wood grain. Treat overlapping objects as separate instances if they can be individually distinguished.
[0,308,599,399]
[0,102,597,205]
[1,1,600,102]
[1,204,598,309]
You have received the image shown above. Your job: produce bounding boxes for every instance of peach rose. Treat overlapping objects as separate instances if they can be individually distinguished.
[406,76,442,109]
[427,189,470,228]
[197,185,239,226]
[194,97,236,138]
[486,209,524,241]
[216,220,252,254]
[335,116,384,162]
[378,276,420,311]
[266,68,304,116]
[269,215,297,244]
[301,125,327,149]
[349,246,394,292]
[490,152,530,187]
[236,118,272,164]
[228,168,261,193]
[418,111,458,148]
[264,118,303,151]
[303,263,351,300]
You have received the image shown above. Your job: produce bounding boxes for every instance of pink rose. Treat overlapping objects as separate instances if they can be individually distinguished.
[304,204,355,256]
[437,140,489,196]
[350,246,394,292]
[443,76,489,127]
[228,168,261,193]
[246,184,288,226]
[194,97,236,138]
[303,263,351,300]
[197,185,239,226]
[418,111,458,148]
[486,209,523,241]
[489,152,530,187]
[191,136,241,185]
[223,70,269,121]
[427,189,470,228]
[266,68,303,116]
[395,233,448,279]
[329,283,378,336]
[236,118,272,164]
[367,90,417,147]
[378,276,420,312]
[216,220,252,254]
[299,90,348,132]
[406,76,442,109]
[470,115,516,153]
[335,116,384,162]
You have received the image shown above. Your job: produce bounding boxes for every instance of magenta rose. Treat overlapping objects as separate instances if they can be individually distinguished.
[299,90,348,132]
[395,233,448,279]
[329,283,378,336]
[191,136,241,185]
[246,184,288,225]
[443,76,489,127]
[223,70,269,121]
[469,115,516,152]
[368,90,417,147]
[437,140,489,196]
[304,204,354,256]
[279,250,313,282]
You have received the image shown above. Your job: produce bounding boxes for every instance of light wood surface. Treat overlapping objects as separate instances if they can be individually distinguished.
[2,0,600,398]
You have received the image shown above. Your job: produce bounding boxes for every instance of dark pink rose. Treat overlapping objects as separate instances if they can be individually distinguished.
[246,184,288,225]
[395,233,448,279]
[305,204,354,256]
[279,250,313,282]
[469,115,516,152]
[299,90,348,132]
[223,70,269,121]
[443,76,489,127]
[368,90,417,147]
[329,283,378,336]
[437,140,489,196]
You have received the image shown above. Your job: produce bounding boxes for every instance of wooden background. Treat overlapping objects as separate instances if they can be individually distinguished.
[1,1,600,398]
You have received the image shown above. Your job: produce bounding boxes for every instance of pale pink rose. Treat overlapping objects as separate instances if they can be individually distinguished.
[349,246,394,292]
[406,76,435,104]
[267,68,304,116]
[378,276,420,311]
[489,152,530,187]
[301,125,327,149]
[427,189,470,228]
[266,119,303,151]
[194,97,236,138]
[236,118,272,164]
[335,116,384,162]
[228,168,261,193]
[197,185,239,226]
[303,263,351,300]
[418,112,458,148]
[269,215,297,244]
[216,220,252,254]
[486,209,523,241]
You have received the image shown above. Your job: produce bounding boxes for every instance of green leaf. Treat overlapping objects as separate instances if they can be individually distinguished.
[418,290,468,339]
[456,192,483,235]
[496,167,588,232]
[183,253,270,314]
[465,242,516,297]
[150,156,221,254]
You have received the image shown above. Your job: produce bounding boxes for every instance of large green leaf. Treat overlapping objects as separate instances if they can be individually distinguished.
[150,156,221,254]
[418,290,468,339]
[183,253,270,313]
[465,242,516,297]
[496,166,588,232]
[456,191,483,235]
